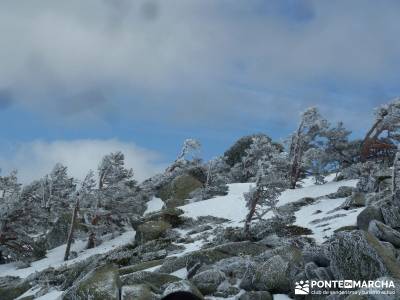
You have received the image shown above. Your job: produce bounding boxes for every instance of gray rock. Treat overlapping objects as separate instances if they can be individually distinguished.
[63,264,121,300]
[314,267,334,281]
[121,284,158,300]
[379,242,397,258]
[191,269,225,295]
[328,230,400,281]
[379,199,400,229]
[365,191,391,206]
[252,255,290,293]
[259,234,291,248]
[214,281,240,297]
[240,255,290,293]
[159,241,267,274]
[357,206,384,231]
[256,245,304,266]
[212,241,268,256]
[162,280,204,299]
[304,261,319,279]
[158,174,203,208]
[238,261,257,291]
[135,220,172,244]
[368,220,400,248]
[141,249,167,262]
[119,260,165,276]
[143,208,184,228]
[238,291,273,300]
[213,256,249,279]
[303,245,330,267]
[328,186,356,199]
[342,192,366,208]
[121,271,180,293]
[0,276,31,300]
[15,260,31,270]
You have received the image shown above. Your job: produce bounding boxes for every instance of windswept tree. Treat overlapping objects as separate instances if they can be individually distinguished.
[288,107,328,189]
[64,170,97,259]
[43,163,75,212]
[231,135,283,182]
[0,170,20,201]
[98,152,135,191]
[177,138,201,161]
[243,154,289,235]
[198,157,229,199]
[87,152,137,249]
[166,138,202,175]
[361,98,400,160]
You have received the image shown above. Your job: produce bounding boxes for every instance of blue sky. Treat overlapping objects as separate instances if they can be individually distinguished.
[1,0,400,183]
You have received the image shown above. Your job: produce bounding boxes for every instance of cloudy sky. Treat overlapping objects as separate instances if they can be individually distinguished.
[1,0,400,183]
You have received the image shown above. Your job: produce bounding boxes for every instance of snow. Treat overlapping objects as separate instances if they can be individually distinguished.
[274,294,293,300]
[180,177,359,243]
[0,229,135,279]
[16,286,41,299]
[180,183,253,226]
[277,179,358,206]
[180,178,358,227]
[18,288,64,300]
[171,267,188,279]
[144,196,164,215]
[294,197,363,243]
[173,239,205,257]
[35,290,63,300]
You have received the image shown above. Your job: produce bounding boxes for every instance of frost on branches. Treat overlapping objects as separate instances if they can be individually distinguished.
[361,98,400,160]
[243,156,288,234]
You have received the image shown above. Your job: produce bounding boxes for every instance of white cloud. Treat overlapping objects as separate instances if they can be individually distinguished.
[0,0,399,126]
[0,139,165,184]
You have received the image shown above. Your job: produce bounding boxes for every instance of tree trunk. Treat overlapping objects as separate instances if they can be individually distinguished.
[87,232,96,249]
[361,118,384,160]
[289,121,305,189]
[244,192,259,235]
[289,147,302,189]
[64,196,80,261]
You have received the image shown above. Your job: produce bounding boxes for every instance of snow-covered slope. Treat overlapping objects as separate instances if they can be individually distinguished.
[294,197,363,243]
[179,177,358,243]
[0,229,135,279]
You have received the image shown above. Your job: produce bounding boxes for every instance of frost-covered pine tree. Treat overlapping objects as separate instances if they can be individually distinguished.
[198,157,229,199]
[98,152,135,191]
[0,170,20,201]
[362,98,400,160]
[44,163,76,212]
[166,138,202,176]
[243,155,288,234]
[303,148,327,185]
[86,152,138,249]
[231,135,283,182]
[289,107,328,189]
[0,170,21,222]
[178,138,201,161]
[323,122,354,170]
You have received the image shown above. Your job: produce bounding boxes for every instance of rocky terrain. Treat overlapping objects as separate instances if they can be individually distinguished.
[2,102,400,299]
[1,170,400,300]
